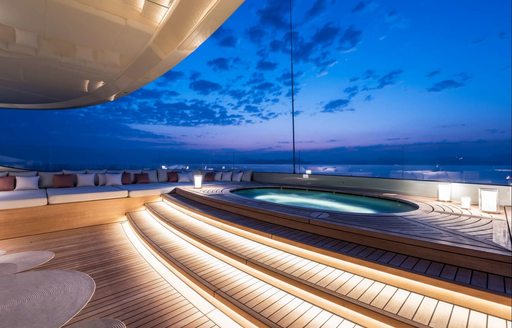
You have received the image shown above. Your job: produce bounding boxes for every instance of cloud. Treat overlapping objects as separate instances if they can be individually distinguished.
[352,1,367,13]
[246,26,266,44]
[343,85,359,98]
[427,80,464,92]
[254,82,275,91]
[257,59,278,71]
[374,69,403,89]
[207,57,230,71]
[385,10,409,28]
[257,2,289,30]
[244,105,261,113]
[152,70,185,88]
[189,71,201,81]
[207,57,239,71]
[338,26,363,51]
[358,69,403,90]
[322,99,353,112]
[352,1,378,13]
[362,69,377,80]
[212,27,237,47]
[312,23,341,45]
[272,40,290,55]
[426,70,441,78]
[189,79,222,95]
[306,0,327,17]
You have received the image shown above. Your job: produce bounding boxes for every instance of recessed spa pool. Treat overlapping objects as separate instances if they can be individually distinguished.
[232,188,418,214]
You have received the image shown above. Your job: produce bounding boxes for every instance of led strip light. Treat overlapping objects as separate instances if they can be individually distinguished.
[121,220,246,328]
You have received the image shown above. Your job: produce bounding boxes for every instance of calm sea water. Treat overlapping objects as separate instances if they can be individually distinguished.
[166,164,512,186]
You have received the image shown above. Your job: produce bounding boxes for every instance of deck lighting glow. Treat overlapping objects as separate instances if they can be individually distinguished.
[437,183,452,202]
[479,188,499,213]
[194,174,203,189]
[302,174,309,179]
[460,196,471,209]
[121,221,243,328]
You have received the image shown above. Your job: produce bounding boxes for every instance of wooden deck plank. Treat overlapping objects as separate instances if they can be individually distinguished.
[413,297,438,325]
[0,223,217,328]
[429,301,453,328]
[447,305,470,328]
[397,293,424,320]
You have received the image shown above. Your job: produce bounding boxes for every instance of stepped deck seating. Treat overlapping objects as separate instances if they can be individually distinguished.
[134,197,511,327]
[163,190,512,298]
[127,210,365,328]
[173,185,511,277]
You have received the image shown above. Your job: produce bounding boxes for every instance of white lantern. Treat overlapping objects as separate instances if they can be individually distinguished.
[305,169,312,175]
[460,196,471,209]
[479,188,499,213]
[302,174,309,179]
[437,183,452,202]
[193,174,203,189]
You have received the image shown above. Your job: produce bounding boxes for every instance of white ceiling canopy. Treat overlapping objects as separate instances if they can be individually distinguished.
[0,0,243,109]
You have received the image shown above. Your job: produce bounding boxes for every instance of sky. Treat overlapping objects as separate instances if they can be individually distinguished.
[0,0,511,172]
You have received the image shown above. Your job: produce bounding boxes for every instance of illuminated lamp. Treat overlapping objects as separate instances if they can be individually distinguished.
[302,174,309,179]
[460,196,471,209]
[437,183,452,202]
[305,169,312,175]
[194,174,203,189]
[479,188,499,213]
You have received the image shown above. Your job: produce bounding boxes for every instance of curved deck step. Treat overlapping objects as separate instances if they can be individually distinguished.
[127,210,368,328]
[148,200,511,327]
[171,186,511,277]
[146,202,419,327]
[161,193,512,308]
[162,192,512,299]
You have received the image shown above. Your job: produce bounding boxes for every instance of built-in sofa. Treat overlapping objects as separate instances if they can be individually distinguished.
[0,169,252,210]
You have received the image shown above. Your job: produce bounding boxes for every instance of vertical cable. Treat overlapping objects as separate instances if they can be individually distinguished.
[289,0,297,174]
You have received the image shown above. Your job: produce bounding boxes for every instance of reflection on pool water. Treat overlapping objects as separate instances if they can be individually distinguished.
[232,188,417,214]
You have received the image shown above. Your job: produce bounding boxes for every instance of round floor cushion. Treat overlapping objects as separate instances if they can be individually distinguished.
[0,251,55,276]
[0,269,96,328]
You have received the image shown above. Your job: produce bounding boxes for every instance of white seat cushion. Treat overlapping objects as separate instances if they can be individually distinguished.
[0,190,48,210]
[47,186,127,204]
[14,176,40,191]
[116,183,179,197]
[221,171,232,181]
[142,170,158,183]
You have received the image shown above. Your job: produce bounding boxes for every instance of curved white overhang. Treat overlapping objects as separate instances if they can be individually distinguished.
[0,0,243,109]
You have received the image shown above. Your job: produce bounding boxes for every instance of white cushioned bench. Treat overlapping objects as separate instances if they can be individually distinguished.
[115,183,180,197]
[47,186,128,204]
[0,190,48,210]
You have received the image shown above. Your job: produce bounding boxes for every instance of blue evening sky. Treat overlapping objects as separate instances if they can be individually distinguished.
[0,0,510,170]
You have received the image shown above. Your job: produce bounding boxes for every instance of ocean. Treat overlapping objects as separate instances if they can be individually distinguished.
[165,164,512,186]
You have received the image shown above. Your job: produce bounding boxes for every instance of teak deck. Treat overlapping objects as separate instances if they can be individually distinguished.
[0,224,219,328]
[174,185,511,276]
[144,200,510,327]
[0,182,510,328]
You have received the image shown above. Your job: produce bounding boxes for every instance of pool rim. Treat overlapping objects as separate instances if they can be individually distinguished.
[229,186,421,216]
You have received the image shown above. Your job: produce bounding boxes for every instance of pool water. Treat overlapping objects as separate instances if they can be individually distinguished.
[232,188,417,214]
